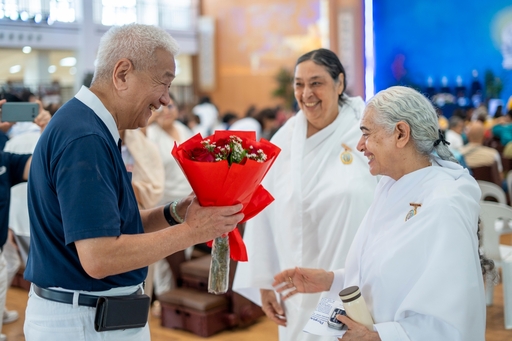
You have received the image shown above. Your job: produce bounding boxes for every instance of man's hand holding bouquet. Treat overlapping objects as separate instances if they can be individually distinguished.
[172,130,280,294]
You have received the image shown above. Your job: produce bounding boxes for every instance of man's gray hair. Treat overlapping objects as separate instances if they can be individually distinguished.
[366,86,457,163]
[448,115,464,130]
[92,23,180,84]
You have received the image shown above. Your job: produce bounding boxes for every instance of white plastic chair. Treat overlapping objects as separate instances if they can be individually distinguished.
[477,180,507,204]
[506,171,512,204]
[479,202,512,329]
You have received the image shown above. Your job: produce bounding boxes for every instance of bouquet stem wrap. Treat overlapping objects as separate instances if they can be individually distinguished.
[208,235,230,294]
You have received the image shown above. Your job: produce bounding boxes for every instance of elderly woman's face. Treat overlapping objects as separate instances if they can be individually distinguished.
[357,108,396,177]
[293,60,344,133]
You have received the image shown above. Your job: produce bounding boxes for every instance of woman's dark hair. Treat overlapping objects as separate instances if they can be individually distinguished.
[0,92,21,102]
[255,107,278,129]
[295,48,347,106]
[198,96,211,104]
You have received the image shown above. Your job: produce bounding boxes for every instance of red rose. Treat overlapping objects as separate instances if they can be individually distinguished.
[188,147,215,162]
[213,138,229,152]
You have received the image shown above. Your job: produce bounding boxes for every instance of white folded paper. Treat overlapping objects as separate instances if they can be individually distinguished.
[303,295,346,337]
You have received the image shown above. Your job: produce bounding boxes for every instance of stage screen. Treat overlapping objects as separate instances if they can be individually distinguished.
[373,1,512,105]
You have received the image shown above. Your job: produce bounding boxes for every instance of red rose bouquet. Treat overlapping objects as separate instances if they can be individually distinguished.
[172,130,281,294]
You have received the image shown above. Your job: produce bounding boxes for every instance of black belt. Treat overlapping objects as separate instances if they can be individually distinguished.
[33,285,142,308]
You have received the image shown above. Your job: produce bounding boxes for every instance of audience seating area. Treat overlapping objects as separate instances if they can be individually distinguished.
[457,134,512,330]
[479,201,512,329]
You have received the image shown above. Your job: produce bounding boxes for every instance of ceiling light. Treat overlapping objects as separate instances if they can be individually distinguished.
[22,46,32,54]
[9,11,19,20]
[60,57,76,67]
[34,13,42,23]
[20,11,29,21]
[48,65,56,74]
[69,67,77,75]
[10,65,21,74]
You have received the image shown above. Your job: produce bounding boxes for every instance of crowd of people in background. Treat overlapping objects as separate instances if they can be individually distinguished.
[177,96,290,142]
[439,96,512,190]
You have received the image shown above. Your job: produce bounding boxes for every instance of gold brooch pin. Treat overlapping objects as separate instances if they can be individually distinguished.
[405,203,421,221]
[340,143,353,165]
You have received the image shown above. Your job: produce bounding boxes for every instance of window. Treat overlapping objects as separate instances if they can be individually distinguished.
[94,0,194,30]
[100,0,136,26]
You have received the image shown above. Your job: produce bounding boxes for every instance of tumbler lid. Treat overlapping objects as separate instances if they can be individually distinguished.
[338,286,361,303]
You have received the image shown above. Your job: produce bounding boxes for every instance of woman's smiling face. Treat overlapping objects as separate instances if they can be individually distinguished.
[357,108,397,177]
[293,60,344,134]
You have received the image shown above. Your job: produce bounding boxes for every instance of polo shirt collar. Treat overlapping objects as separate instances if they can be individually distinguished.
[75,86,120,144]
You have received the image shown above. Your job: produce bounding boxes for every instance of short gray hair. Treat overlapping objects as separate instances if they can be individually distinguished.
[366,86,457,163]
[448,115,464,130]
[92,23,180,84]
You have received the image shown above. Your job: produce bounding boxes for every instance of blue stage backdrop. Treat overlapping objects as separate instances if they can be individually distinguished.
[373,1,512,104]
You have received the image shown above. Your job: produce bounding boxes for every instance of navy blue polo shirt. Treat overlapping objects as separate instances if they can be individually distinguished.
[25,96,147,291]
[0,151,30,247]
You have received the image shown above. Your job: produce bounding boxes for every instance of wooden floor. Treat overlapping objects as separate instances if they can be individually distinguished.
[1,283,511,341]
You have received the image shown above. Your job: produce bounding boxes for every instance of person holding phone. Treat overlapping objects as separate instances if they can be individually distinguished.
[24,23,243,341]
[273,86,494,341]
[0,99,50,341]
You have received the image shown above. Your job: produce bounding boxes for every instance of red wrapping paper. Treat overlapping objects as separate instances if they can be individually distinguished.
[172,130,281,261]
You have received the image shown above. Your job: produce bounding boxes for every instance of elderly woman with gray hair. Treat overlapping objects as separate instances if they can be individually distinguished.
[273,86,494,341]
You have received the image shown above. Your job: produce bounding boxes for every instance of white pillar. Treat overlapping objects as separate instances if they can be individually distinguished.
[23,50,51,93]
[75,0,97,92]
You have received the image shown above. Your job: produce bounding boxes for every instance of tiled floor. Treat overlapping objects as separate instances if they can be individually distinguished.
[2,283,512,341]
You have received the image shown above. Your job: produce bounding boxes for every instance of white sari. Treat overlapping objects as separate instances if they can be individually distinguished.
[330,157,485,341]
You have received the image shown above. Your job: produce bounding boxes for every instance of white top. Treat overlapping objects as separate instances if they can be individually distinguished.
[445,129,464,151]
[192,102,219,136]
[330,157,485,341]
[146,121,193,204]
[233,97,378,341]
[6,131,41,237]
[229,117,262,140]
[8,122,40,138]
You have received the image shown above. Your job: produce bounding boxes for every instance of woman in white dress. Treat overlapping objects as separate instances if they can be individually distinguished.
[233,49,377,341]
[273,86,495,341]
[146,93,194,297]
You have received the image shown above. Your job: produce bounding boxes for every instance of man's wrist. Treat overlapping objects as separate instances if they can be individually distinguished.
[163,202,179,226]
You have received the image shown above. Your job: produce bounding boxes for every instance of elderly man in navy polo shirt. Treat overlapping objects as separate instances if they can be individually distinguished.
[24,24,244,341]
[0,99,50,341]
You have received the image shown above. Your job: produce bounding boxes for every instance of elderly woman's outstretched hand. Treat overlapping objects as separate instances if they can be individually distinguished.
[272,267,334,300]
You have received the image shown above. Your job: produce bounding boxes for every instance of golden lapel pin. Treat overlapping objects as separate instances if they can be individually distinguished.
[405,203,422,221]
[340,143,353,165]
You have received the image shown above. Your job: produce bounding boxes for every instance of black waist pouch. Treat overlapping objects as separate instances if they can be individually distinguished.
[94,294,150,332]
